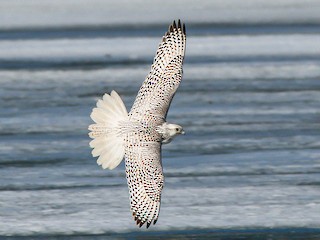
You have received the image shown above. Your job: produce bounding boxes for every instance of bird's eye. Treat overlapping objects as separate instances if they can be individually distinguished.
[175,128,179,132]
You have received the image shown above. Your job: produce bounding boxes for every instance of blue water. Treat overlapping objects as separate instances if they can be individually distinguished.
[1,1,320,238]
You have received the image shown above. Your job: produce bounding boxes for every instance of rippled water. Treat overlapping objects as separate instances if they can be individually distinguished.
[1,1,320,238]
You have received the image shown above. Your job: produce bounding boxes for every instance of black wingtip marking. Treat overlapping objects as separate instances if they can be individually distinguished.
[169,22,174,32]
[167,19,185,35]
[147,221,151,228]
[139,221,144,228]
[153,219,158,225]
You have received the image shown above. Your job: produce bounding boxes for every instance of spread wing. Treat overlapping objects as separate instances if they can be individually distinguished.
[124,20,186,228]
[124,137,163,228]
[129,20,186,122]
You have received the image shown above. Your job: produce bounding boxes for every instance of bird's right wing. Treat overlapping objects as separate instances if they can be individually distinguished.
[124,133,164,228]
[129,20,186,122]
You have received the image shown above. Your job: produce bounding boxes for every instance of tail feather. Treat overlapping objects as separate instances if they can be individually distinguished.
[88,125,108,139]
[88,90,128,170]
[90,108,110,124]
[111,90,128,116]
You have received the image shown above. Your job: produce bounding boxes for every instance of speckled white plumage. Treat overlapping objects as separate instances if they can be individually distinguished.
[88,20,186,228]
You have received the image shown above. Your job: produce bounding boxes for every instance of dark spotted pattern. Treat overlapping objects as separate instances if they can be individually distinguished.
[124,20,186,227]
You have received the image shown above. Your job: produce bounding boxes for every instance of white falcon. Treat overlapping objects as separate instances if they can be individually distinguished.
[88,20,186,228]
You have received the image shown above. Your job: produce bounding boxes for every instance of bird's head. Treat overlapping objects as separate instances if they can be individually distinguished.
[156,123,185,144]
[166,123,185,136]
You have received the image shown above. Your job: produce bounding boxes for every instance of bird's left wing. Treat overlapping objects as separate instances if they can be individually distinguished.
[124,132,163,228]
[129,20,186,121]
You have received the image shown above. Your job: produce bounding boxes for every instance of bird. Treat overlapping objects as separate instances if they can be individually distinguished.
[88,20,186,228]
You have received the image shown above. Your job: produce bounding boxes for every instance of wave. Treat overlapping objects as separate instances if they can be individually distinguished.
[1,54,320,70]
[0,183,124,192]
[2,227,320,239]
[1,22,320,41]
[0,58,148,70]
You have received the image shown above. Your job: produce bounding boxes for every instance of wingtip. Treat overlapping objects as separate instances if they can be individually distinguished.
[169,22,174,32]
[139,221,144,228]
[146,221,151,228]
[134,215,146,228]
[136,218,145,228]
[136,218,141,225]
[168,20,181,33]
[169,19,186,35]
[132,211,156,229]
[178,19,181,29]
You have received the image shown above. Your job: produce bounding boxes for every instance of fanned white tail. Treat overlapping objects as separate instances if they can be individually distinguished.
[88,90,128,170]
